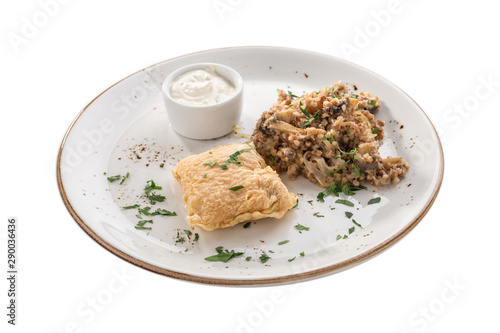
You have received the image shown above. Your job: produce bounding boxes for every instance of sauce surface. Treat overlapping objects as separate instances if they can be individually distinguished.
[170,66,236,106]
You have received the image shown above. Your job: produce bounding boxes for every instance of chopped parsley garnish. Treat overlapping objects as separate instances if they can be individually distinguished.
[269,250,274,253]
[134,226,152,230]
[147,193,166,204]
[345,211,353,219]
[350,93,358,99]
[119,172,130,185]
[193,233,199,242]
[299,251,305,257]
[338,146,357,159]
[139,206,154,215]
[328,160,350,174]
[259,253,271,263]
[327,147,359,177]
[348,226,355,234]
[368,197,381,205]
[269,156,275,163]
[290,198,299,209]
[144,179,162,193]
[155,208,176,216]
[204,247,244,263]
[202,173,207,178]
[288,257,296,262]
[159,163,164,168]
[226,148,253,166]
[294,224,310,231]
[184,230,192,236]
[204,160,217,167]
[370,101,377,105]
[135,220,153,230]
[354,165,361,178]
[307,200,313,205]
[107,175,121,182]
[300,111,319,129]
[372,127,380,134]
[287,90,299,99]
[317,184,339,200]
[342,184,356,196]
[315,214,324,218]
[123,204,140,209]
[135,214,142,219]
[352,219,362,228]
[278,240,289,245]
[343,235,348,239]
[243,222,251,228]
[246,256,252,261]
[229,185,244,191]
[336,199,354,207]
[299,101,311,117]
[331,86,339,93]
[176,237,185,243]
[219,163,228,170]
[336,235,342,241]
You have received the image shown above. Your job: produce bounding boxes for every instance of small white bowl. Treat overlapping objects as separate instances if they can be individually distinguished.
[162,63,244,140]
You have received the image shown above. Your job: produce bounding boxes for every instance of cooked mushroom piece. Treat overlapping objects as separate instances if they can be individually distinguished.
[267,120,303,134]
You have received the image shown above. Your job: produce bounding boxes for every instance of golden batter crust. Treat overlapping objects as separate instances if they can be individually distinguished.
[172,143,297,231]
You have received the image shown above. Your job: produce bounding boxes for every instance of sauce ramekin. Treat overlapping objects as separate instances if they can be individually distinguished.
[162,63,244,140]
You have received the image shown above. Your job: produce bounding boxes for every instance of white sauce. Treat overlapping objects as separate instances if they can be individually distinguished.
[170,66,236,106]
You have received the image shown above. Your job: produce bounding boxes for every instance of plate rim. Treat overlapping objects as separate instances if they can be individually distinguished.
[56,46,445,286]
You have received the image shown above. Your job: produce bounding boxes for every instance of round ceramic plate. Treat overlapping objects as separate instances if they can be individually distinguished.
[57,47,444,286]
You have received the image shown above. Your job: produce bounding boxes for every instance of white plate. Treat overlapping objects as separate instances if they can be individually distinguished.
[57,47,444,286]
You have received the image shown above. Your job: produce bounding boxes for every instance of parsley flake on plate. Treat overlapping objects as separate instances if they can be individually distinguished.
[352,219,362,228]
[336,199,354,207]
[155,208,176,216]
[147,193,166,204]
[119,172,130,185]
[123,204,139,209]
[204,247,244,263]
[144,179,162,193]
[135,220,153,230]
[107,175,121,182]
[294,224,310,231]
[260,253,271,263]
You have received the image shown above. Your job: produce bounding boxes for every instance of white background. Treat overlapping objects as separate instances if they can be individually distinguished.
[1,0,499,332]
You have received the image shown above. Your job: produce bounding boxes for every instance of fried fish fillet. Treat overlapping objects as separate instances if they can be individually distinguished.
[172,143,297,231]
